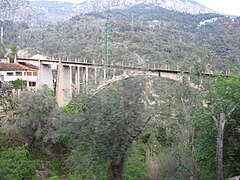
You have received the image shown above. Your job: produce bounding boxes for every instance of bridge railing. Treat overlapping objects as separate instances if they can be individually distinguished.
[18,55,237,76]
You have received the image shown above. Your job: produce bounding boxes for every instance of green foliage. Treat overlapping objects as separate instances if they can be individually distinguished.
[124,141,148,180]
[193,75,240,178]
[49,176,61,180]
[10,78,26,89]
[17,87,59,151]
[0,130,8,151]
[27,150,64,179]
[62,94,88,113]
[27,149,46,160]
[193,111,216,170]
[7,43,18,62]
[65,145,108,179]
[61,77,154,179]
[142,130,198,179]
[208,74,240,113]
[84,77,150,168]
[2,6,239,67]
[0,145,40,180]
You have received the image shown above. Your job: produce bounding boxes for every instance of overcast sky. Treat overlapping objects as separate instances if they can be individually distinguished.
[43,0,240,16]
[195,0,240,16]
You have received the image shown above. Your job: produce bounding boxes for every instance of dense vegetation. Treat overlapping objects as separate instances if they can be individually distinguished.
[0,4,240,179]
[0,66,239,179]
[1,5,240,68]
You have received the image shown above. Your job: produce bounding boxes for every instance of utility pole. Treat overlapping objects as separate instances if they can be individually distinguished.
[0,27,3,45]
[0,27,4,59]
[104,19,111,65]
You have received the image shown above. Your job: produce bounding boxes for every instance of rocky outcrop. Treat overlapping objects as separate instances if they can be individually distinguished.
[30,0,215,24]
[0,0,36,24]
[75,0,215,14]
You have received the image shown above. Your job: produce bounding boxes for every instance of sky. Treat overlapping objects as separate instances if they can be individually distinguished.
[42,0,240,16]
[195,0,240,16]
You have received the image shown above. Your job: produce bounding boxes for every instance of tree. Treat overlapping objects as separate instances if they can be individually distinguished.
[64,77,154,180]
[0,145,39,179]
[17,87,58,152]
[10,79,26,90]
[208,74,240,180]
[195,74,240,179]
[7,43,18,63]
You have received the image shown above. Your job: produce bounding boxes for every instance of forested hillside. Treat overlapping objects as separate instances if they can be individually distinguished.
[1,2,240,179]
[1,72,240,179]
[1,5,240,68]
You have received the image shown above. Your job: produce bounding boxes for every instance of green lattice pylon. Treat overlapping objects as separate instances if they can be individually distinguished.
[104,21,111,65]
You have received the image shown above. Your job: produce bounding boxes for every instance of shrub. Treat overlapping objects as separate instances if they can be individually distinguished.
[0,145,40,179]
[17,88,59,152]
[124,141,148,180]
[65,145,108,179]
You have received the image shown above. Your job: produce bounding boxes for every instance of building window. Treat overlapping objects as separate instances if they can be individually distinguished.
[16,72,22,76]
[6,72,14,76]
[26,72,32,76]
[33,72,37,76]
[29,81,36,87]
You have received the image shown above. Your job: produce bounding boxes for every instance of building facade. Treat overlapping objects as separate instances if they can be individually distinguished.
[0,62,38,90]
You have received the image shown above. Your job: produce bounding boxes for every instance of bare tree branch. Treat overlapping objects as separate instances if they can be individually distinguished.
[227,103,240,118]
[212,115,218,127]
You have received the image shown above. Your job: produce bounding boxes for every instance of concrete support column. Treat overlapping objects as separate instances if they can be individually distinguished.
[112,69,116,79]
[56,63,72,107]
[69,65,72,91]
[77,66,80,93]
[36,61,53,90]
[94,67,97,85]
[85,66,88,92]
[79,67,84,93]
[103,67,106,80]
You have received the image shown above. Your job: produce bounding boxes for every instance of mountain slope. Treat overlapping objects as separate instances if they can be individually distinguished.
[30,0,215,24]
[29,1,79,24]
[0,0,36,24]
[77,0,214,14]
[1,5,239,68]
[4,5,237,67]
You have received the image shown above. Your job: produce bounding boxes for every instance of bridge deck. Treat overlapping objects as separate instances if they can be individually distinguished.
[17,57,214,76]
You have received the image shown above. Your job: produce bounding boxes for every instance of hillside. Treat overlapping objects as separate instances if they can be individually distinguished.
[75,0,214,14]
[1,5,239,68]
[29,1,79,24]
[0,0,215,25]
[0,0,36,24]
[30,0,215,24]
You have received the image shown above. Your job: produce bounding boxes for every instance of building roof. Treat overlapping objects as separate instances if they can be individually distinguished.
[0,63,38,71]
[19,62,38,70]
[29,54,51,60]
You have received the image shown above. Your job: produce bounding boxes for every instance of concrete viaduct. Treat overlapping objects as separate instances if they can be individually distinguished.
[16,57,201,107]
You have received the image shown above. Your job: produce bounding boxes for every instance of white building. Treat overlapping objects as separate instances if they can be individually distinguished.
[0,62,38,89]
